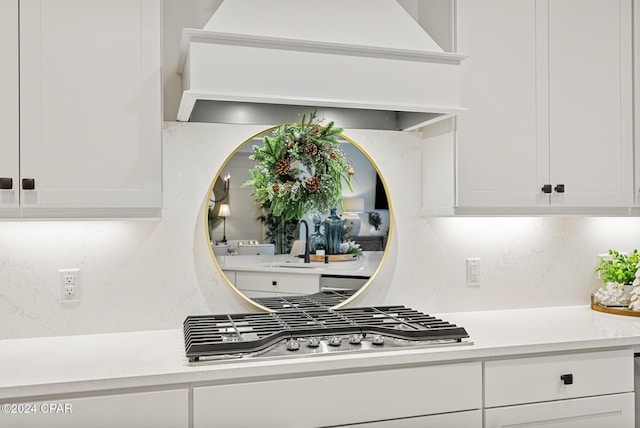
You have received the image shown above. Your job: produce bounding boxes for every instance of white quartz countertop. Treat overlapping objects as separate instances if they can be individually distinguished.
[3,305,640,400]
[215,253,382,277]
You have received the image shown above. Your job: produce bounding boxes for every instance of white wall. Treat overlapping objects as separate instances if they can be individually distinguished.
[1,122,639,340]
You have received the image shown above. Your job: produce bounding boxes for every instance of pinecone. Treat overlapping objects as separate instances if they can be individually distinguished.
[284,182,292,191]
[347,167,355,176]
[329,151,338,160]
[305,176,321,193]
[271,183,280,193]
[302,142,318,156]
[275,159,291,176]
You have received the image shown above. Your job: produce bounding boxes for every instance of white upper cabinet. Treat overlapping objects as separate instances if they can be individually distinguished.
[0,0,20,217]
[635,2,640,206]
[455,0,633,212]
[1,0,162,219]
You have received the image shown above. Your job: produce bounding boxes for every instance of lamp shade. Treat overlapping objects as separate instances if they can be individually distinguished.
[218,203,231,217]
[342,198,365,213]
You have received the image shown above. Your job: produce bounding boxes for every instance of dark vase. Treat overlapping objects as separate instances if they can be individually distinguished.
[323,208,343,255]
[309,222,326,254]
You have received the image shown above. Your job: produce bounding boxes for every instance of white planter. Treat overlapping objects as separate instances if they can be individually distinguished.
[594,283,633,307]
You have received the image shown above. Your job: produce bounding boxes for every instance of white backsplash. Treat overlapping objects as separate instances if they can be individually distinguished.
[1,122,638,339]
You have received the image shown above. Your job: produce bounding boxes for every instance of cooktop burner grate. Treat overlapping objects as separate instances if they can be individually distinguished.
[184,305,469,362]
[253,290,356,310]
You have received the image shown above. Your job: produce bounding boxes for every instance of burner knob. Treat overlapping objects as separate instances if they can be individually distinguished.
[307,337,321,348]
[286,339,300,351]
[349,334,362,345]
[328,336,342,346]
[371,335,385,345]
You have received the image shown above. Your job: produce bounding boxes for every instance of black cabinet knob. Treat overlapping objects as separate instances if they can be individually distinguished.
[560,373,573,385]
[272,280,277,286]
[0,177,13,190]
[22,178,35,190]
[541,184,552,194]
[554,184,565,193]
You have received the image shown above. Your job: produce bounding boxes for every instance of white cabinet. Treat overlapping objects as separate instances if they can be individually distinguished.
[484,350,634,428]
[0,0,20,217]
[1,389,189,428]
[486,394,634,428]
[635,2,640,206]
[193,362,482,428]
[1,0,162,219]
[455,0,633,212]
[234,270,320,297]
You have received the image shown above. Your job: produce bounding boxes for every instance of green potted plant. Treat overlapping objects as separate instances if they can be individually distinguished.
[594,249,639,306]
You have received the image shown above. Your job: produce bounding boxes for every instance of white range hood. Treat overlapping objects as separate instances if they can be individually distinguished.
[177,0,466,130]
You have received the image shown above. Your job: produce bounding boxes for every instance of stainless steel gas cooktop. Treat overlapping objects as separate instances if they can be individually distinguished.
[183,304,471,363]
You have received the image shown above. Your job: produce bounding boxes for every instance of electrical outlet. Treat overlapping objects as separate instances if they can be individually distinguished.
[466,258,481,285]
[59,269,80,302]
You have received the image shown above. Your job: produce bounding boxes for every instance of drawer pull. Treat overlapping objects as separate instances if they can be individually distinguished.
[272,280,277,286]
[0,177,13,190]
[554,184,565,193]
[22,178,35,190]
[541,184,552,193]
[560,373,573,385]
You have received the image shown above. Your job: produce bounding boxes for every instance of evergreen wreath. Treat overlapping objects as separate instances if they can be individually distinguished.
[244,111,355,221]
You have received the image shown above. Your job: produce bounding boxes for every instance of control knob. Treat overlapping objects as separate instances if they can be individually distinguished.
[307,337,321,348]
[286,339,300,351]
[371,335,385,345]
[328,336,342,346]
[349,334,362,345]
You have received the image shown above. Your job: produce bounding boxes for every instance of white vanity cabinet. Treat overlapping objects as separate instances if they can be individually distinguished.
[454,0,633,212]
[233,270,320,298]
[192,362,482,428]
[1,0,162,219]
[1,388,189,428]
[484,349,635,427]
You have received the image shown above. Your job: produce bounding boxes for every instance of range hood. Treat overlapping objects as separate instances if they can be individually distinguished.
[177,0,466,131]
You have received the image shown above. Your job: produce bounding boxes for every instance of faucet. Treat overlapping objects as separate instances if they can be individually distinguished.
[294,219,310,263]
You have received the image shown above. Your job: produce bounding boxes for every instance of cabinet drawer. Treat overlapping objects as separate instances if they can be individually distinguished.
[235,271,319,295]
[485,392,634,428]
[485,349,633,407]
[194,362,482,428]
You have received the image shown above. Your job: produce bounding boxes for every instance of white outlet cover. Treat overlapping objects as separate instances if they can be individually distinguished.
[59,268,80,302]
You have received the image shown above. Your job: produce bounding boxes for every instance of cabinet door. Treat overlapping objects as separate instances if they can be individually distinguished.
[485,392,634,428]
[0,389,189,428]
[547,0,633,207]
[456,0,633,211]
[636,0,640,206]
[19,0,162,218]
[456,0,543,208]
[0,0,20,217]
